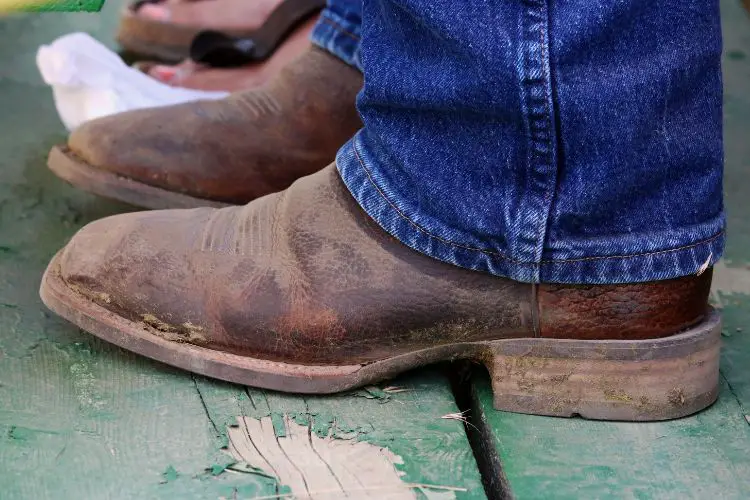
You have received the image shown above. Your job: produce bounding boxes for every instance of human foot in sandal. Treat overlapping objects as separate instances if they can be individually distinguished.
[40,163,720,421]
[118,0,324,62]
[47,47,362,209]
[136,14,317,92]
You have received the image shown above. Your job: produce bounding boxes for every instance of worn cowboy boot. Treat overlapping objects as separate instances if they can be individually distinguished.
[47,47,362,209]
[40,164,720,421]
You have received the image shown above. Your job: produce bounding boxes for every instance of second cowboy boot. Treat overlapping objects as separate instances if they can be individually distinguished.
[48,47,362,209]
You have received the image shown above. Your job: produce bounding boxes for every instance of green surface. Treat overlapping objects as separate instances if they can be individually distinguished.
[2,1,750,498]
[0,6,486,499]
[471,1,750,498]
[1,0,105,12]
[471,375,750,500]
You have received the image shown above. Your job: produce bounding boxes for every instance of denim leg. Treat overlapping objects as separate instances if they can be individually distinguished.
[310,0,362,71]
[336,0,724,284]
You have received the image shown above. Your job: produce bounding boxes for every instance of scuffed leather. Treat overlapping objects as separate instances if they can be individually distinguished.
[537,271,712,340]
[66,47,362,204]
[58,165,712,364]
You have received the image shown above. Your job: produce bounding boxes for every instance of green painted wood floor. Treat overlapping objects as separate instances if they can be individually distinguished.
[1,1,749,498]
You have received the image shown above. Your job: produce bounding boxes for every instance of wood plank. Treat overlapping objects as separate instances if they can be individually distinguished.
[194,373,488,499]
[0,5,486,499]
[467,1,750,497]
[716,0,750,418]
[470,375,750,499]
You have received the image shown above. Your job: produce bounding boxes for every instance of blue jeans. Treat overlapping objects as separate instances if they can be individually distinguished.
[310,0,363,71]
[311,0,724,285]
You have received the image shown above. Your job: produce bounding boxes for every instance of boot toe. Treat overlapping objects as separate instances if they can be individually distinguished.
[58,212,146,299]
[66,106,203,188]
[65,104,237,201]
[55,207,262,348]
[68,112,146,173]
[57,209,214,323]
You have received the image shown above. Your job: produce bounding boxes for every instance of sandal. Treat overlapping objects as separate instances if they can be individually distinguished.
[117,0,324,63]
[132,13,317,91]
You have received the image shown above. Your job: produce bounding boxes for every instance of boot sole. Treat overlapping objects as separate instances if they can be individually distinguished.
[48,145,232,210]
[40,251,721,421]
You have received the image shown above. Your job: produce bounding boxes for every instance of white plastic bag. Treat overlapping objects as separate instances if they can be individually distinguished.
[36,32,229,131]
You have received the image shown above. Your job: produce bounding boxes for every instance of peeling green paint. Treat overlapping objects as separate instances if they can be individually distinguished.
[207,462,235,476]
[227,462,278,480]
[7,426,58,441]
[192,376,486,498]
[161,466,179,484]
[270,412,286,437]
[363,385,389,400]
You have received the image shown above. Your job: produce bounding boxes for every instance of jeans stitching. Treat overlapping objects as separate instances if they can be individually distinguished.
[320,17,361,41]
[542,232,724,263]
[536,3,557,272]
[352,140,724,266]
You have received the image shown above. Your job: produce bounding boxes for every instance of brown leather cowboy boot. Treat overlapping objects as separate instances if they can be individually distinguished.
[40,164,720,422]
[47,47,362,209]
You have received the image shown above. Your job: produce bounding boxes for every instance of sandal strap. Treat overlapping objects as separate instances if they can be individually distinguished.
[189,30,259,68]
[131,0,160,11]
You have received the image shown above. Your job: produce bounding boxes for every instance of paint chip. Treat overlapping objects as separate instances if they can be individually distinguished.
[363,386,389,400]
[227,461,278,479]
[208,462,234,476]
[161,465,179,483]
[441,411,479,432]
[383,386,409,394]
[441,411,470,424]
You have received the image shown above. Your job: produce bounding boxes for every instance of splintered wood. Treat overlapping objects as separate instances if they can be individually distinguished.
[226,416,454,499]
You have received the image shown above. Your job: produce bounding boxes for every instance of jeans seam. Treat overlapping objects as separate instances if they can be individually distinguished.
[535,2,558,271]
[541,231,724,263]
[320,17,361,41]
[514,0,559,276]
[352,139,723,267]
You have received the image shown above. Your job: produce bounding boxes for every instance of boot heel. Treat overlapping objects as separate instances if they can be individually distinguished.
[484,309,721,421]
